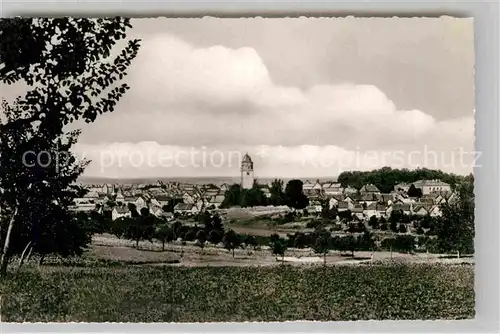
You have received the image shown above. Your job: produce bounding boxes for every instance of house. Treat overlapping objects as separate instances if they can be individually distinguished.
[387,203,412,216]
[116,191,125,203]
[351,206,364,220]
[429,205,442,217]
[394,183,411,192]
[359,193,378,206]
[359,184,380,194]
[413,204,432,216]
[69,203,96,213]
[209,195,225,209]
[323,182,343,196]
[83,191,99,201]
[182,192,196,204]
[148,204,164,217]
[306,200,322,214]
[337,201,354,212]
[151,195,170,208]
[195,198,207,211]
[363,203,387,219]
[412,179,451,195]
[328,195,344,209]
[376,194,393,205]
[343,186,357,195]
[344,195,355,205]
[174,203,198,214]
[102,184,114,195]
[112,207,132,221]
[312,180,322,191]
[135,196,148,211]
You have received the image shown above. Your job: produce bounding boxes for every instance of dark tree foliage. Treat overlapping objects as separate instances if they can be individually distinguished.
[389,220,398,233]
[398,224,407,234]
[312,230,331,265]
[220,183,268,208]
[434,181,475,256]
[337,209,352,221]
[243,235,258,249]
[284,180,309,210]
[269,179,285,206]
[368,216,379,229]
[220,184,242,208]
[207,229,224,245]
[195,230,207,252]
[407,184,423,198]
[270,237,288,261]
[381,235,415,253]
[0,17,140,273]
[337,167,463,193]
[357,231,375,251]
[222,229,241,257]
[153,224,174,251]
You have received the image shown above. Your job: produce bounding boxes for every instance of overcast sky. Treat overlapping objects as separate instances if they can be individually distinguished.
[1,17,475,179]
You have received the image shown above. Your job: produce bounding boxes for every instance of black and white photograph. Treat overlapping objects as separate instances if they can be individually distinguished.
[0,16,475,322]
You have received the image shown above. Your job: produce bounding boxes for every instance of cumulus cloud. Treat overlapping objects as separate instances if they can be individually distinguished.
[58,33,474,177]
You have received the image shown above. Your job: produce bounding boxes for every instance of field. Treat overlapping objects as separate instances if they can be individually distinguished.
[0,263,474,322]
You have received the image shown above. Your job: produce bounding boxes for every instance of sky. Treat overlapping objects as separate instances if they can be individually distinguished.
[1,17,476,179]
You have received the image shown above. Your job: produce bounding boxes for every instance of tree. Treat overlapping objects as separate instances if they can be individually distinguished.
[357,231,375,251]
[390,220,398,233]
[124,208,156,248]
[207,229,224,245]
[222,229,241,257]
[243,235,257,250]
[220,184,242,208]
[434,181,474,256]
[292,232,307,249]
[0,18,140,274]
[270,237,288,261]
[154,224,174,251]
[313,232,331,265]
[269,179,285,206]
[339,235,357,257]
[398,223,407,234]
[284,180,309,210]
[337,167,462,194]
[195,230,207,253]
[407,184,423,198]
[368,215,379,229]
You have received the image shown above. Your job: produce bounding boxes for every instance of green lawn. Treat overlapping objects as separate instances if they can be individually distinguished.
[0,263,474,322]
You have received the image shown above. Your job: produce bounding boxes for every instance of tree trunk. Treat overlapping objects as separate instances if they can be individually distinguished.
[232,248,235,258]
[0,206,18,275]
[323,253,326,266]
[25,245,33,263]
[17,241,32,271]
[136,240,139,248]
[162,241,165,252]
[39,254,45,266]
[457,250,460,259]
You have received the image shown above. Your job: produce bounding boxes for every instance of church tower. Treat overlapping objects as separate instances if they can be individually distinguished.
[240,153,255,189]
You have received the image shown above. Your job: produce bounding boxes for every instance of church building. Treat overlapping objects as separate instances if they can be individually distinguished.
[240,153,255,189]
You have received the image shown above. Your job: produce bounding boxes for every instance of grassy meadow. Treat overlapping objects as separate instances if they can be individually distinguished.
[0,263,474,322]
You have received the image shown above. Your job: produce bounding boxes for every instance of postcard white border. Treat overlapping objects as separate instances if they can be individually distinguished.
[0,0,498,333]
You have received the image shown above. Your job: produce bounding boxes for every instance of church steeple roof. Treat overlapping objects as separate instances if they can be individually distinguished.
[242,153,252,163]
